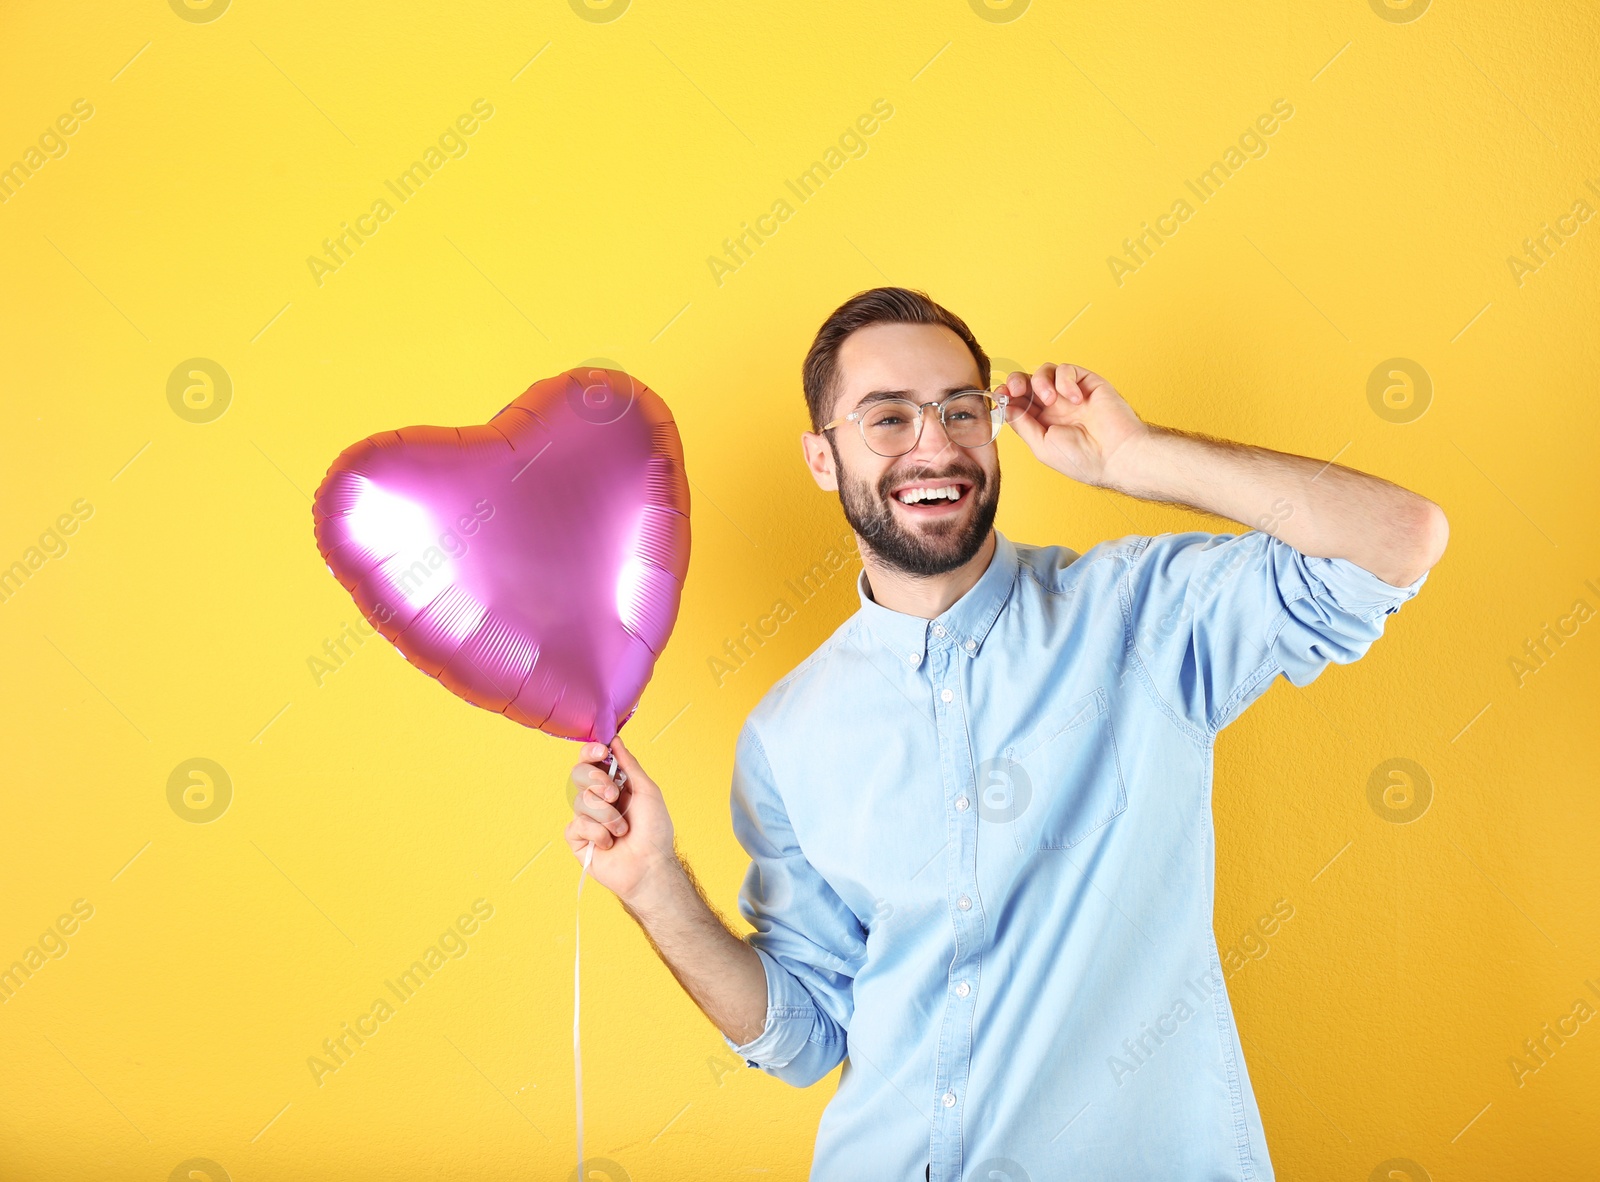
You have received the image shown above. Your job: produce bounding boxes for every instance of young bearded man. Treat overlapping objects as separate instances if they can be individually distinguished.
[564,287,1448,1180]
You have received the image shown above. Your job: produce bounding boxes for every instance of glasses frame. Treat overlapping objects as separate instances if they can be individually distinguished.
[820,388,1012,458]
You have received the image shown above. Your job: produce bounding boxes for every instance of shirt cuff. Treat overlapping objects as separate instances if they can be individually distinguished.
[1299,551,1429,619]
[721,944,821,1069]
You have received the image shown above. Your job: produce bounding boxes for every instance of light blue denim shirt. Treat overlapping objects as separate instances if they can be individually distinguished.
[723,528,1428,1181]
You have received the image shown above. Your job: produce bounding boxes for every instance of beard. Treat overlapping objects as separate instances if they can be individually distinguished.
[832,442,1000,578]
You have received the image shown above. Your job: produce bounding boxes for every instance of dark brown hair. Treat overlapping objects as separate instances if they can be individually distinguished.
[801,287,989,431]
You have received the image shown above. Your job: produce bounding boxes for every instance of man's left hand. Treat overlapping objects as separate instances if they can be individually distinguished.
[999,363,1150,489]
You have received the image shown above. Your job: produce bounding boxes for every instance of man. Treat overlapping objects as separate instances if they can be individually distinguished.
[565,287,1447,1180]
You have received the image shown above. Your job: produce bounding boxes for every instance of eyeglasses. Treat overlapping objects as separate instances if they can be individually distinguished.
[820,389,1010,458]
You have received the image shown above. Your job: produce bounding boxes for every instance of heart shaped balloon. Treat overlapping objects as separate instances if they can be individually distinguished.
[311,367,690,744]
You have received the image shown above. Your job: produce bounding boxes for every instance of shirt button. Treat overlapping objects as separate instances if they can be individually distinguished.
[955,796,969,811]
[909,652,921,667]
[942,1090,957,1108]
[965,639,976,652]
[940,689,953,703]
[956,895,972,911]
[933,624,946,637]
[955,981,971,998]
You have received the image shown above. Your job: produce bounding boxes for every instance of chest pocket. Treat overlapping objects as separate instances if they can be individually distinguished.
[1000,687,1127,851]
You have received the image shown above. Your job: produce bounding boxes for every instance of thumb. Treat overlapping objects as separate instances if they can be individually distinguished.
[609,734,658,798]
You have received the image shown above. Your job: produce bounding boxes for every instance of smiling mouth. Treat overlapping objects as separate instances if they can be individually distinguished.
[890,480,974,512]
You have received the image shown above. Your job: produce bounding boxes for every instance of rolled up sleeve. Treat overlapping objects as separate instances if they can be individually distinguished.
[723,721,864,1087]
[1124,530,1429,735]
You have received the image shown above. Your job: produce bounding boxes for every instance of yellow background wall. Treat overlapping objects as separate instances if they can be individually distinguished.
[2,1,1596,1179]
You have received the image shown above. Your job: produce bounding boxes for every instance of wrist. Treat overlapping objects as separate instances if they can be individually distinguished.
[1098,422,1166,496]
[619,848,688,914]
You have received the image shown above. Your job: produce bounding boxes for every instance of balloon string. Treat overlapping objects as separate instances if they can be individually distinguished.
[574,750,623,1177]
[575,838,593,1177]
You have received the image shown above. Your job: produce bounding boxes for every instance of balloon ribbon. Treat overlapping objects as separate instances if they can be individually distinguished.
[574,750,626,1177]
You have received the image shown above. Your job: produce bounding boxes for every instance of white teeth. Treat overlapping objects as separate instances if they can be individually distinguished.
[897,485,963,505]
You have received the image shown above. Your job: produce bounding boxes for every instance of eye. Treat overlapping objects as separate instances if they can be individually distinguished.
[943,394,990,422]
[864,402,917,428]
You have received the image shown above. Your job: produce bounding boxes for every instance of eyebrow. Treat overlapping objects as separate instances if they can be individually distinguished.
[852,384,981,409]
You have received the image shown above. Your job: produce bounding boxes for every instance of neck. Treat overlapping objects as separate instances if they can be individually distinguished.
[858,530,997,620]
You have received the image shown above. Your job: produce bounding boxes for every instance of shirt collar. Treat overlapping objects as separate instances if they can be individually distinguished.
[855,530,1019,667]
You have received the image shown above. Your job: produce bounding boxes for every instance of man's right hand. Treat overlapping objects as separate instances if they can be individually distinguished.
[564,733,772,1051]
[564,734,678,904]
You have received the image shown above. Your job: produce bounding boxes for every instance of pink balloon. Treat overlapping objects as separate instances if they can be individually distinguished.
[312,367,691,744]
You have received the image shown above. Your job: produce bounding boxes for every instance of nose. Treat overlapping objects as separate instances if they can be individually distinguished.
[907,403,958,462]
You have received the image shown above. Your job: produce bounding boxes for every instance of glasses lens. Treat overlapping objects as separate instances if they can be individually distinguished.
[943,392,1001,448]
[860,400,921,456]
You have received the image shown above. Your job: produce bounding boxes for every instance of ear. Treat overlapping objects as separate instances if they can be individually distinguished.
[800,430,839,492]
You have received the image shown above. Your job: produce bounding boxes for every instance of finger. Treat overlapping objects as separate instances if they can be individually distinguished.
[575,787,629,835]
[1006,404,1047,449]
[1055,365,1085,404]
[573,784,623,823]
[564,820,597,856]
[572,756,612,783]
[609,735,657,798]
[571,762,619,802]
[566,815,616,851]
[1032,364,1058,407]
[578,740,608,764]
[1071,366,1115,398]
[994,372,1033,421]
[571,750,614,795]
